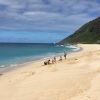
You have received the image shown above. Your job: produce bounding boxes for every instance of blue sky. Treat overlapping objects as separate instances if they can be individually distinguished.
[0,0,100,43]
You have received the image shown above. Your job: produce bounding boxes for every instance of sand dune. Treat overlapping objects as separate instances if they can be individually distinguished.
[0,44,100,100]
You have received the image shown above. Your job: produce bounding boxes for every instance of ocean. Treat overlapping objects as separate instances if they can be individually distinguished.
[0,43,79,70]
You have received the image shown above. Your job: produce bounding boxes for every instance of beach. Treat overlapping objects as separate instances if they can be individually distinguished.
[0,44,100,100]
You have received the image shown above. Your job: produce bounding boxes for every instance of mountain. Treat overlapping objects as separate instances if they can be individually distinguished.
[59,17,100,44]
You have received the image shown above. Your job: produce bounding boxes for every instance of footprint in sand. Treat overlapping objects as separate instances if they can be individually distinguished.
[46,65,58,72]
[50,68,58,72]
[67,58,79,64]
[9,71,35,84]
[22,71,35,77]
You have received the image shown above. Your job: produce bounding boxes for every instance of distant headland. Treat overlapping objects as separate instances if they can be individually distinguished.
[59,17,100,44]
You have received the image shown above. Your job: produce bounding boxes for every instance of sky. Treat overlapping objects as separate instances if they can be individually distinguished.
[0,0,100,43]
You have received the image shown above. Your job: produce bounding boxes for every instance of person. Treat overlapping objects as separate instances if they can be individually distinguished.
[59,56,62,61]
[64,52,67,59]
[48,59,51,65]
[52,59,54,64]
[44,61,48,65]
[54,57,56,63]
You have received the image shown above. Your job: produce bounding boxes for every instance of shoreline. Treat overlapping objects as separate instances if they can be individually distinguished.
[0,44,100,100]
[0,45,81,74]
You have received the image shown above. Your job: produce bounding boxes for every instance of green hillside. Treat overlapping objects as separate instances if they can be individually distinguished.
[59,17,100,44]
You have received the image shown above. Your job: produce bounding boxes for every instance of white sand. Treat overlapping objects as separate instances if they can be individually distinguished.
[0,44,100,100]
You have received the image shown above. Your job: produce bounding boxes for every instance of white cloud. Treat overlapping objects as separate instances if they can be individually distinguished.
[0,0,99,33]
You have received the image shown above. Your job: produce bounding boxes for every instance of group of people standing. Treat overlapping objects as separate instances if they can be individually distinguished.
[44,52,67,65]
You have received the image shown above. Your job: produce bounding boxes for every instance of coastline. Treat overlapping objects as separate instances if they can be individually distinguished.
[0,44,81,74]
[0,44,100,100]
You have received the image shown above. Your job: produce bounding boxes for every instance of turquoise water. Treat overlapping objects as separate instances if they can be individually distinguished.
[0,43,77,68]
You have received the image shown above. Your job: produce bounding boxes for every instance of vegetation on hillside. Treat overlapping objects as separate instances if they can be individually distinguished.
[59,17,100,44]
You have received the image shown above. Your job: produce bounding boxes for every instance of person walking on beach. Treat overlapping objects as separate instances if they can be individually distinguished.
[64,52,67,59]
[54,57,56,63]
